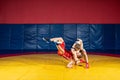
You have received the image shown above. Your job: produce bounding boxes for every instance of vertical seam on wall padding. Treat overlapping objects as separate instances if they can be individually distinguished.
[63,24,66,42]
[63,24,64,39]
[35,24,37,52]
[76,24,77,39]
[103,25,105,51]
[114,26,116,51]
[36,24,38,51]
[49,24,51,50]
[115,25,116,51]
[89,24,90,50]
[22,25,24,52]
[9,26,11,50]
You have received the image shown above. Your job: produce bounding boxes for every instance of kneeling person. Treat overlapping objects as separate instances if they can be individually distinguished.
[71,38,89,68]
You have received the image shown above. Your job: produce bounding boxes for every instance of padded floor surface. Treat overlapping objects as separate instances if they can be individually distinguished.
[0,53,120,80]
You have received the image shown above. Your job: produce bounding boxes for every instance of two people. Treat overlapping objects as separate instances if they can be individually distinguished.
[50,37,89,68]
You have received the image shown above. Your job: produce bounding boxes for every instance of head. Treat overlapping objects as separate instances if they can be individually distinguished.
[76,38,82,44]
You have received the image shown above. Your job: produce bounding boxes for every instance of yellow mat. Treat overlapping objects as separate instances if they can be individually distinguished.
[0,54,120,80]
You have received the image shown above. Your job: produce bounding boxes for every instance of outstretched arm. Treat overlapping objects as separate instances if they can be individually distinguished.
[81,49,89,68]
[82,49,89,63]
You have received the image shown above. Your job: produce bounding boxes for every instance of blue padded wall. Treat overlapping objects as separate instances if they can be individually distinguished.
[0,24,120,53]
[23,25,37,50]
[115,25,120,50]
[77,24,89,49]
[10,25,24,50]
[50,24,64,50]
[103,25,115,50]
[64,24,77,49]
[37,24,50,50]
[89,24,104,50]
[0,25,11,50]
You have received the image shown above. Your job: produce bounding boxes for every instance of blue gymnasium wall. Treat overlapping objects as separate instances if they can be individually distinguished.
[0,24,120,54]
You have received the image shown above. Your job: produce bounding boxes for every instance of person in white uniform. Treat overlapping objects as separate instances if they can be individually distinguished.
[71,38,89,68]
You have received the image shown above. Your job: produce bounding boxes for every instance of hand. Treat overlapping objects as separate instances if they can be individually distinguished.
[75,60,80,65]
[85,63,89,69]
[80,59,86,63]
